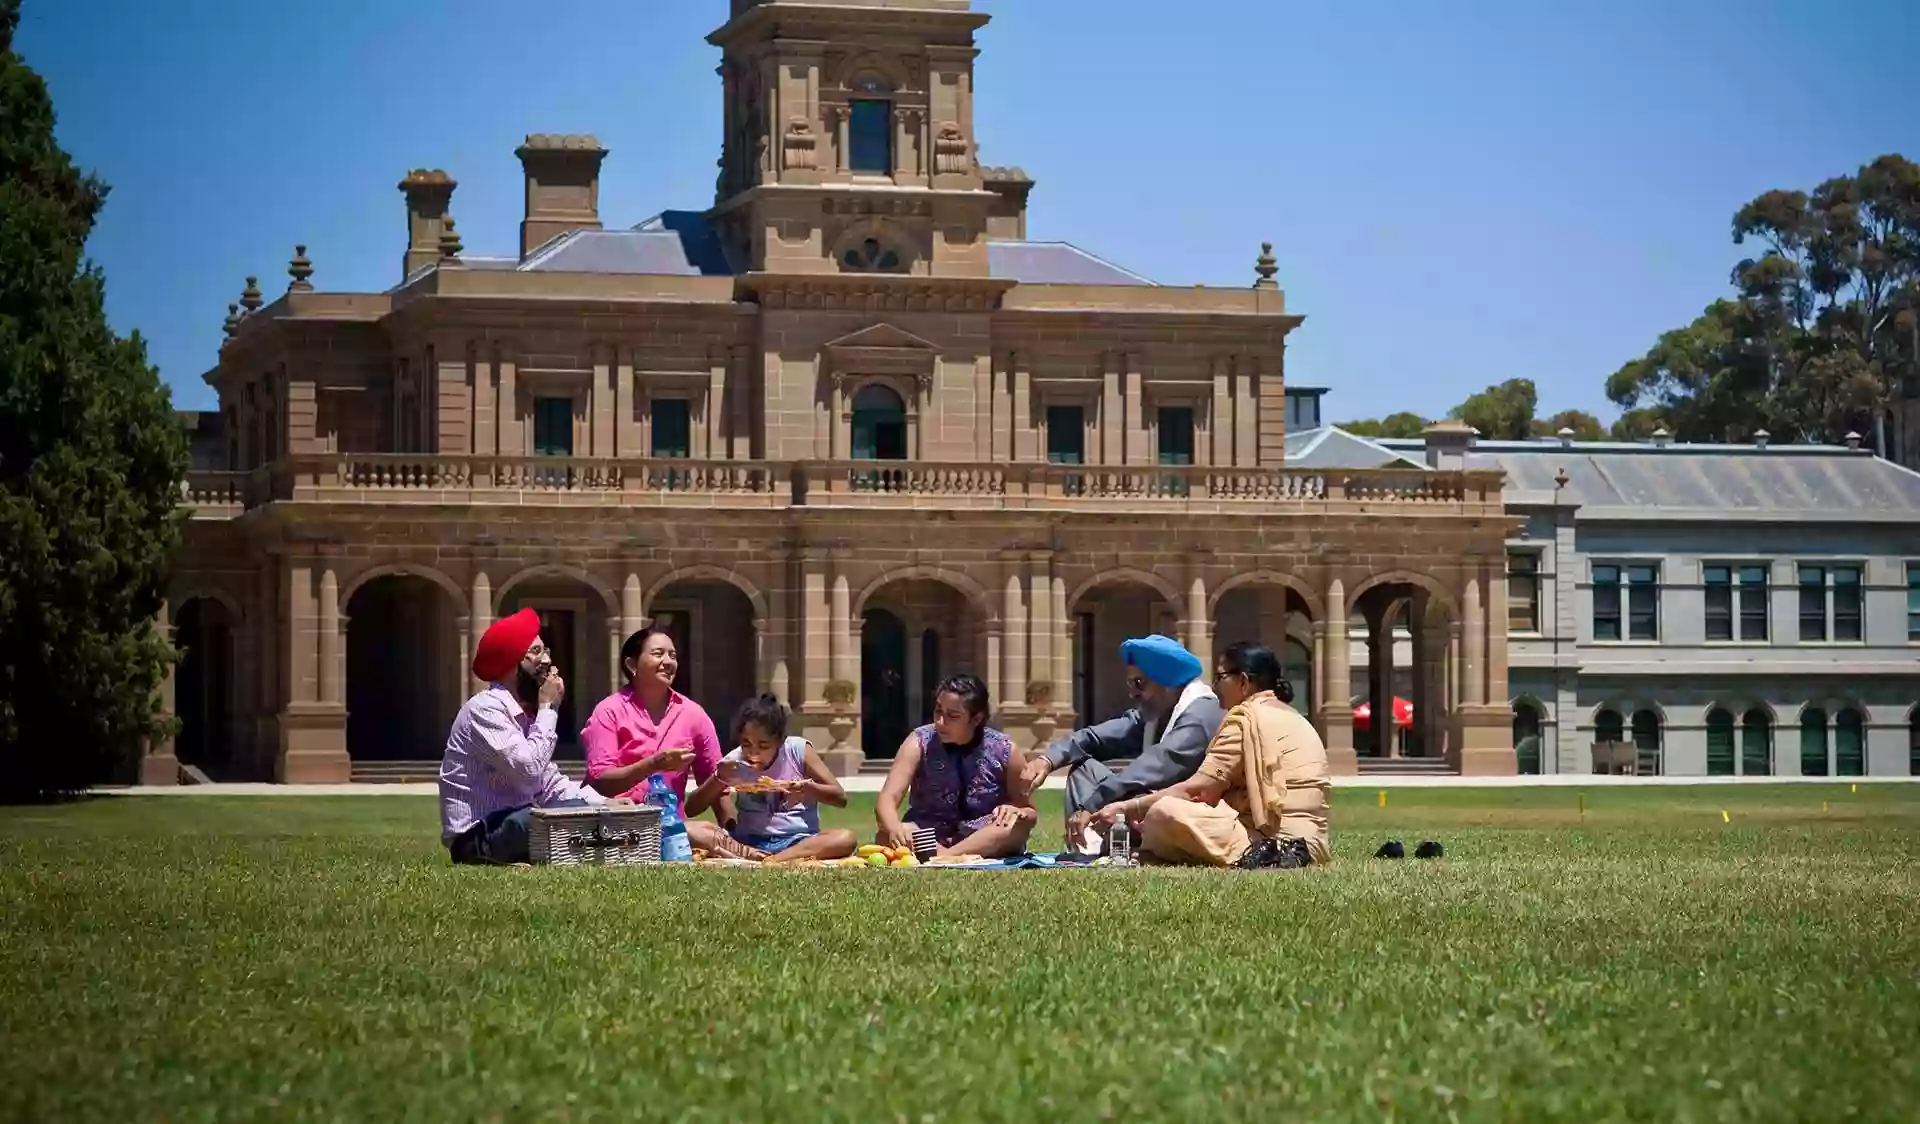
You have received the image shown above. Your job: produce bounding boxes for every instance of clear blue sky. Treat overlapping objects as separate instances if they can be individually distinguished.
[16,0,1918,419]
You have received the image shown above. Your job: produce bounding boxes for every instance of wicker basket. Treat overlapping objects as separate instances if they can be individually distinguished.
[529,804,662,867]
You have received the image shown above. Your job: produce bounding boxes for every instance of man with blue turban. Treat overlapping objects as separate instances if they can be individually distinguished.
[1019,634,1225,852]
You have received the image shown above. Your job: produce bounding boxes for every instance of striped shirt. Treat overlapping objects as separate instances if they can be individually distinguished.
[438,684,603,843]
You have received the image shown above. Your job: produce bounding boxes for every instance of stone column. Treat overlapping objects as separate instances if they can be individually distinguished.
[469,571,493,694]
[1185,573,1209,667]
[1310,620,1328,719]
[141,601,179,785]
[829,376,847,461]
[277,557,349,783]
[1485,559,1510,710]
[1462,574,1486,705]
[1028,552,1053,705]
[1002,565,1027,707]
[1365,600,1394,757]
[621,573,644,639]
[616,351,638,458]
[985,622,1003,720]
[457,614,473,699]
[766,553,792,704]
[318,568,341,705]
[1318,575,1356,773]
[801,551,829,703]
[1210,355,1232,468]
[830,569,854,688]
[1051,575,1071,723]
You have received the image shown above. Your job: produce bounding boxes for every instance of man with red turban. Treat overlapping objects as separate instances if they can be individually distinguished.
[438,607,619,864]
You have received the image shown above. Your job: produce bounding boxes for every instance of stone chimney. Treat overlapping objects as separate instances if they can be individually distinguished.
[982,166,1034,240]
[1421,418,1476,470]
[398,169,457,281]
[516,134,608,259]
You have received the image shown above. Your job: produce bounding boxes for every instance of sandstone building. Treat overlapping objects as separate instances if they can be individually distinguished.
[156,0,1519,785]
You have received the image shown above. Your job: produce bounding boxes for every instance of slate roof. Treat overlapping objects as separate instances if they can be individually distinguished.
[518,212,734,276]
[1375,437,1920,522]
[1284,426,1427,470]
[984,240,1154,286]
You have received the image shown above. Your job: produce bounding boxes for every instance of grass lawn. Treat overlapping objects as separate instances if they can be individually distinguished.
[3,786,1918,1122]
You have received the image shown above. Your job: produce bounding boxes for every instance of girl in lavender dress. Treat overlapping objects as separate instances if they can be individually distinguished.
[874,673,1037,858]
[704,694,858,865]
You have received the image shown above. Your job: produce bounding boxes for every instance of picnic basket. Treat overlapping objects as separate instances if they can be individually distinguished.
[529,804,662,867]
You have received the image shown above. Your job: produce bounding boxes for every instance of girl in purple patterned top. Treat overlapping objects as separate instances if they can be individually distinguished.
[875,673,1037,858]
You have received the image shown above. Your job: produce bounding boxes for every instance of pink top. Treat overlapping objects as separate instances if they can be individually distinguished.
[581,687,724,802]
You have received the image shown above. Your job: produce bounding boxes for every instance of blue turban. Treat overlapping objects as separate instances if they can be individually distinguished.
[1120,634,1202,689]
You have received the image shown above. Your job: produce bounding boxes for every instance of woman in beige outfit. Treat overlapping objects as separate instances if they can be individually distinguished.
[1091,641,1330,869]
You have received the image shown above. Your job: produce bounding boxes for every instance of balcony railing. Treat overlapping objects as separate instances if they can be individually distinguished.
[179,454,1503,515]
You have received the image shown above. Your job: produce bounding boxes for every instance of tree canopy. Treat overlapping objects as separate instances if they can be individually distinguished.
[1340,381,1606,443]
[1607,154,1920,447]
[0,0,188,799]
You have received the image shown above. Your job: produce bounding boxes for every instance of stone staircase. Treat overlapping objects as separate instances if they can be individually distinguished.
[350,759,589,784]
[1356,756,1456,777]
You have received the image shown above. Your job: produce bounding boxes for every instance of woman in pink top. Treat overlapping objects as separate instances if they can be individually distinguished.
[582,626,734,851]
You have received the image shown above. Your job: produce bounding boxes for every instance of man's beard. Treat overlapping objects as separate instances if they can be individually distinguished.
[516,664,547,706]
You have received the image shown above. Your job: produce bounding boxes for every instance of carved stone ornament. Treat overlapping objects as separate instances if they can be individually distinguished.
[783,116,818,170]
[287,245,314,292]
[934,123,969,175]
[239,276,263,313]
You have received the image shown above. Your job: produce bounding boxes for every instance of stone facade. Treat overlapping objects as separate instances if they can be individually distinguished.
[153,0,1520,784]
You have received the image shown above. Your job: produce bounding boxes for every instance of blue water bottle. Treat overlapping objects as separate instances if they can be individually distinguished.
[645,773,692,863]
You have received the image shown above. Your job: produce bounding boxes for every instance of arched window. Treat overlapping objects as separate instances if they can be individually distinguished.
[1705,708,1735,776]
[1910,708,1919,776]
[840,237,906,274]
[1835,708,1864,776]
[1800,707,1829,776]
[1281,637,1314,716]
[1740,708,1773,776]
[1631,708,1663,776]
[1595,708,1624,744]
[1513,701,1544,775]
[850,384,907,461]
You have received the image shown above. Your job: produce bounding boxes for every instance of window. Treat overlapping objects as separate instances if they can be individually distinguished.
[840,237,903,273]
[651,399,691,459]
[1046,406,1085,464]
[1910,709,1919,776]
[1282,638,1314,716]
[533,396,573,456]
[1705,708,1735,776]
[1513,703,1543,775]
[1833,567,1862,641]
[1074,611,1095,725]
[1508,554,1540,634]
[1800,565,1864,642]
[1741,708,1773,776]
[1157,406,1194,497]
[1593,566,1621,641]
[1800,707,1828,776]
[1631,708,1662,776]
[1595,708,1624,744]
[1705,565,1769,641]
[1907,564,1920,641]
[850,385,907,461]
[1594,564,1658,641]
[1835,708,1864,776]
[848,99,891,174]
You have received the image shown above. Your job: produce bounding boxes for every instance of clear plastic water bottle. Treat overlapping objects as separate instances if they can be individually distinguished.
[645,773,692,863]
[1108,815,1133,866]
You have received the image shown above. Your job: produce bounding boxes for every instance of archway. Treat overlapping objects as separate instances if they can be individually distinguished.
[346,574,460,761]
[496,574,616,756]
[1630,708,1663,776]
[174,596,237,776]
[1348,577,1457,760]
[1513,700,1544,775]
[1741,707,1774,776]
[1835,708,1865,777]
[647,577,759,741]
[1070,574,1180,724]
[859,576,988,757]
[1213,579,1315,714]
[1705,707,1735,776]
[1799,707,1829,776]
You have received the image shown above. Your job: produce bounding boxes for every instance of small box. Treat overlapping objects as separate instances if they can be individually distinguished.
[529,804,662,867]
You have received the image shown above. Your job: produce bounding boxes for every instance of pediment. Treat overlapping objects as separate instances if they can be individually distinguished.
[821,322,939,354]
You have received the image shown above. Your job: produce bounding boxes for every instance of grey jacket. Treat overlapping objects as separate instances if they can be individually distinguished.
[1044,698,1227,810]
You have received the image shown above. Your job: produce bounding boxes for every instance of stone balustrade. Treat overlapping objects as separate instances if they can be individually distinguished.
[177,454,1504,515]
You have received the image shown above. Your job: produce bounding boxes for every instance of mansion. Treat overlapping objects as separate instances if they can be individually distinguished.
[151,0,1919,786]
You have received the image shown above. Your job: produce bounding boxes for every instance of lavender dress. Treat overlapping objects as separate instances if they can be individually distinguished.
[904,724,1016,845]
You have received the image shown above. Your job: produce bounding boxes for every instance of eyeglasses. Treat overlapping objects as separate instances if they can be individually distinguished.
[524,643,550,660]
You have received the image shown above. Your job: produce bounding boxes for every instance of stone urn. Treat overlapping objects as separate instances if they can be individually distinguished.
[820,679,862,775]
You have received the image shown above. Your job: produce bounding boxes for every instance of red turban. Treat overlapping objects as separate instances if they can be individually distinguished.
[472,608,541,683]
